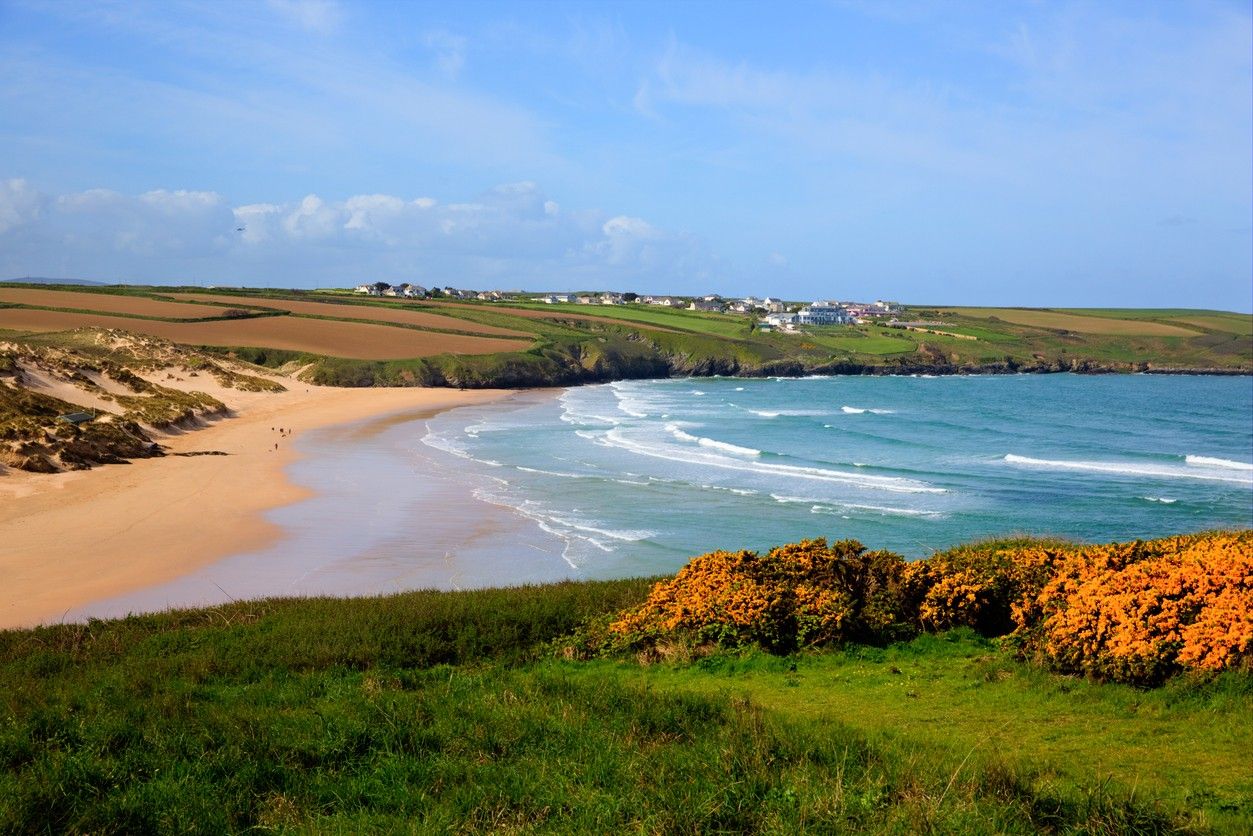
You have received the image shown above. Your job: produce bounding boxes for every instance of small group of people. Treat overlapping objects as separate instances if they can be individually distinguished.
[269,426,291,451]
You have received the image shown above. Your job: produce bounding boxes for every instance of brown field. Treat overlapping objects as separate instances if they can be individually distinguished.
[0,308,531,359]
[0,288,248,319]
[167,293,532,338]
[944,307,1201,336]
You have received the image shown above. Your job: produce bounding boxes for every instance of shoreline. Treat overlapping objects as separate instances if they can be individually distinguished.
[0,380,513,629]
[72,388,578,623]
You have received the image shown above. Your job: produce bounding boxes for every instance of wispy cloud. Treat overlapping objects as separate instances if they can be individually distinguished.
[0,180,715,289]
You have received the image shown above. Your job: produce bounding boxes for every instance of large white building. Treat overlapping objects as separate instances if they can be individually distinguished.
[796,301,853,325]
[764,301,853,330]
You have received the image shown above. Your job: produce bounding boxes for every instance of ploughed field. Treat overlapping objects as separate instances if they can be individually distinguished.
[0,288,259,320]
[165,292,532,337]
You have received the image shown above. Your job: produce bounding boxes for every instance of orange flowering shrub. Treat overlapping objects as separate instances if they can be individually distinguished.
[609,539,910,652]
[1019,532,1253,684]
[599,531,1251,685]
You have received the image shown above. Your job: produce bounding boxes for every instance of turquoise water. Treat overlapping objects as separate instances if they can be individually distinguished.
[422,375,1253,577]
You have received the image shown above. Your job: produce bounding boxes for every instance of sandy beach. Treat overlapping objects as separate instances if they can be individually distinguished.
[0,378,512,629]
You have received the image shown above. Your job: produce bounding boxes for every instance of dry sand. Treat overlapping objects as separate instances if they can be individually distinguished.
[0,379,512,629]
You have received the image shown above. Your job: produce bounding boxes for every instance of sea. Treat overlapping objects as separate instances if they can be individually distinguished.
[420,374,1253,577]
[77,373,1253,619]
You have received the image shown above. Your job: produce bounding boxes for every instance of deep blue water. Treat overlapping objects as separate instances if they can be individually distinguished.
[421,374,1253,577]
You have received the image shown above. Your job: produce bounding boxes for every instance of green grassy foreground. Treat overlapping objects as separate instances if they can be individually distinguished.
[3,579,1249,833]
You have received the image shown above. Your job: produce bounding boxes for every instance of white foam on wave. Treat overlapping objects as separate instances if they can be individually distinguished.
[1003,454,1253,486]
[420,429,471,460]
[734,387,746,391]
[516,465,590,479]
[702,484,760,496]
[548,517,656,543]
[1186,455,1253,471]
[1142,496,1178,504]
[600,428,944,493]
[771,493,939,517]
[665,424,761,457]
[691,390,706,396]
[841,406,895,415]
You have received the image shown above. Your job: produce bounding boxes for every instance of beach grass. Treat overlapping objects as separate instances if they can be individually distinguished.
[2,579,1247,833]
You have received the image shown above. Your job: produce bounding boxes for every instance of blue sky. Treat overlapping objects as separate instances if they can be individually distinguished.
[0,0,1249,309]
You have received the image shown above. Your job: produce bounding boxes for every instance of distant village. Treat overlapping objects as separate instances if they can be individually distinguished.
[351,281,901,332]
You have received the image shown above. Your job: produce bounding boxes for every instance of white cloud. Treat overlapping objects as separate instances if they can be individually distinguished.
[0,181,717,290]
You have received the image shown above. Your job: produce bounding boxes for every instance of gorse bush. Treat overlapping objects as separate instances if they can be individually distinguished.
[1021,532,1253,684]
[607,539,914,654]
[601,531,1253,685]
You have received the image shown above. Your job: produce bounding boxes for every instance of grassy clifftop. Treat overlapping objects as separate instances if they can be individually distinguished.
[3,534,1250,833]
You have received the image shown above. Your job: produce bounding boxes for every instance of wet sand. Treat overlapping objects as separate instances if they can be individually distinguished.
[0,381,513,629]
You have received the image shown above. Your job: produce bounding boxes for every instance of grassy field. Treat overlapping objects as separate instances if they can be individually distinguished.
[500,300,757,338]
[937,307,1203,336]
[1,578,1247,833]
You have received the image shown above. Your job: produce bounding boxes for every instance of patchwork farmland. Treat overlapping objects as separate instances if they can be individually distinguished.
[166,293,532,338]
[1,283,1248,385]
[0,287,533,360]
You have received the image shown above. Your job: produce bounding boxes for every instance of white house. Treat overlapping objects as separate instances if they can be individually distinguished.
[689,299,723,312]
[764,312,800,332]
[541,293,576,304]
[403,284,427,298]
[762,297,785,313]
[796,301,853,326]
[600,293,625,305]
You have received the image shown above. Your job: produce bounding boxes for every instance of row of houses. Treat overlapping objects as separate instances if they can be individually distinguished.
[353,283,509,301]
[761,299,899,332]
[351,283,901,332]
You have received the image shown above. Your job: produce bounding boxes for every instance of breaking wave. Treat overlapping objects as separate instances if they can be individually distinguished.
[1003,454,1253,486]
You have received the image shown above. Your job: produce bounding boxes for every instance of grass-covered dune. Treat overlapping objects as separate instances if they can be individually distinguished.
[3,534,1251,834]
